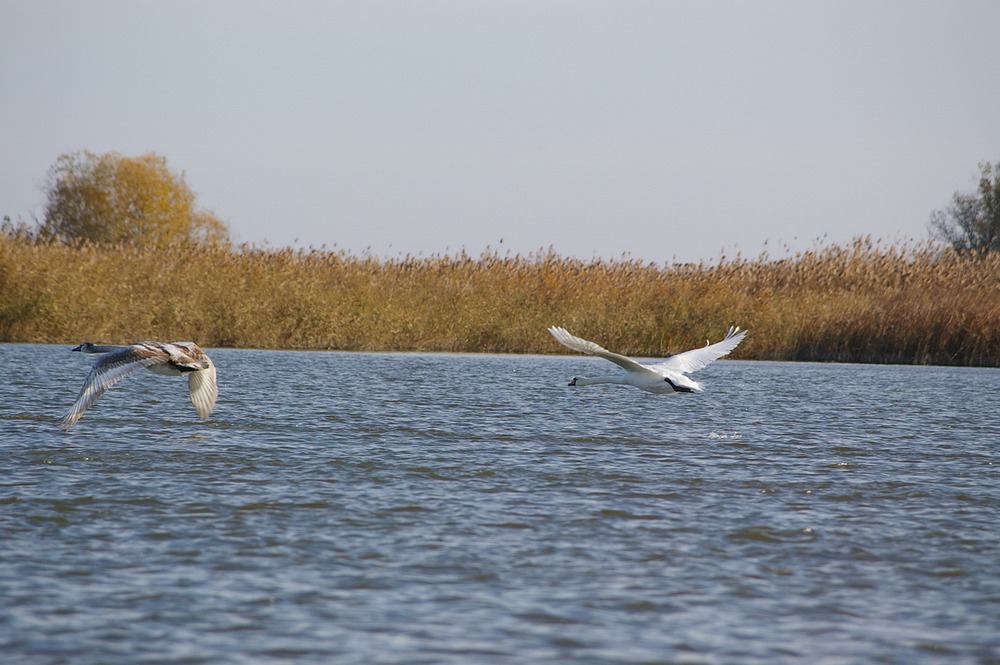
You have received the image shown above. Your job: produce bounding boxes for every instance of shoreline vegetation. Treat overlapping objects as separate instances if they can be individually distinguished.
[2,232,999,367]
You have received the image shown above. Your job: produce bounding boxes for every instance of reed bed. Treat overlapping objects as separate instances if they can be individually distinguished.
[2,232,999,365]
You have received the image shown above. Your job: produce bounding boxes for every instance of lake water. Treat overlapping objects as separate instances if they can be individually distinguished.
[1,343,998,664]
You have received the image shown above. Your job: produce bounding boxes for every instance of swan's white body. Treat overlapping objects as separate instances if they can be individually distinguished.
[61,341,218,430]
[548,326,746,394]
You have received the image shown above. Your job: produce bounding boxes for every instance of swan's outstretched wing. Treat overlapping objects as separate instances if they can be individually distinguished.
[653,326,747,375]
[548,326,653,375]
[187,360,218,419]
[61,345,168,429]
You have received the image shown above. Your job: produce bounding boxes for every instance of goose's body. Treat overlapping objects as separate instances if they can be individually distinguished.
[61,341,218,430]
[548,326,747,394]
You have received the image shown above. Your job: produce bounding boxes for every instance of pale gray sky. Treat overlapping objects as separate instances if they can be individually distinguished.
[2,1,998,263]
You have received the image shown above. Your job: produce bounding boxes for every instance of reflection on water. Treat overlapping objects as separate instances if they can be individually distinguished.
[1,344,999,663]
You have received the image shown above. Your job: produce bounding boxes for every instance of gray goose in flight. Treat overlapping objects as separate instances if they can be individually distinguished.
[62,341,218,430]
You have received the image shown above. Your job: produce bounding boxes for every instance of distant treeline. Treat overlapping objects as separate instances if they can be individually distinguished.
[2,232,999,366]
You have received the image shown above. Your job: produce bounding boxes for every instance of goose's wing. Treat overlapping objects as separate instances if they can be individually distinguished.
[548,326,654,375]
[168,343,217,419]
[164,342,211,371]
[653,326,747,375]
[61,345,170,429]
[187,358,218,419]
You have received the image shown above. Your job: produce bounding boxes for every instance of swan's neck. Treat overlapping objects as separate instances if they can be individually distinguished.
[576,375,630,387]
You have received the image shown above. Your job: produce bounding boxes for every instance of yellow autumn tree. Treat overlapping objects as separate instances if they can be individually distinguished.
[41,151,230,247]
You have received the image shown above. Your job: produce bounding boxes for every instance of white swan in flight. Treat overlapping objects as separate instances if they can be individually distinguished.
[548,325,747,394]
[61,341,218,430]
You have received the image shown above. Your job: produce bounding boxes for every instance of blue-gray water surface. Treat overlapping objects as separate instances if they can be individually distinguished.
[1,343,998,664]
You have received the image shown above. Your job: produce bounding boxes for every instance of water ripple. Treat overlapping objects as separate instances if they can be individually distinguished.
[1,346,999,663]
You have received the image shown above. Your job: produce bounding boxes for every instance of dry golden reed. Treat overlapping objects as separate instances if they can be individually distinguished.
[2,233,999,365]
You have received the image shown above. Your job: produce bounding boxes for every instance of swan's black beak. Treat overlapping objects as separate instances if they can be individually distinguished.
[568,378,578,386]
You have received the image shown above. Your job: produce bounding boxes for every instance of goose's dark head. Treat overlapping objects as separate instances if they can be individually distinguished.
[72,343,117,354]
